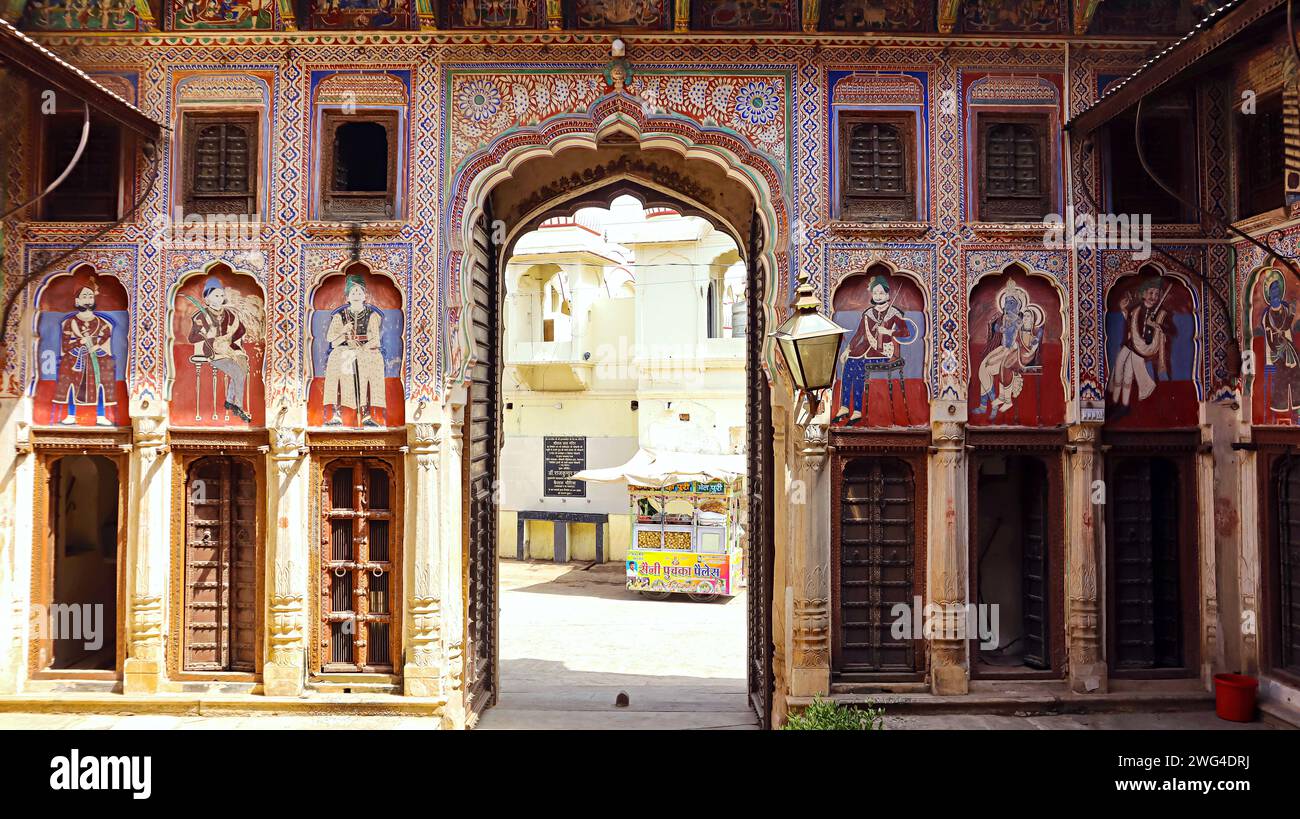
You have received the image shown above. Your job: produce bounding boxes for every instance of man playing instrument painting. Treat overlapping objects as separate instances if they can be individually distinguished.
[187,276,256,423]
[834,275,911,424]
[1108,277,1175,421]
[55,276,117,426]
[323,274,388,428]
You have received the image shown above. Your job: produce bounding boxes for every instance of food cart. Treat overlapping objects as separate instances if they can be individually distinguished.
[572,449,746,602]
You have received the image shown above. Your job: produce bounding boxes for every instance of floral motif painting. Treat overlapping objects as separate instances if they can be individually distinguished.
[308,264,406,428]
[691,0,796,30]
[967,267,1065,427]
[447,0,542,27]
[169,0,275,29]
[33,266,130,427]
[169,265,267,428]
[1104,270,1198,429]
[829,266,929,428]
[1249,267,1300,425]
[821,0,932,31]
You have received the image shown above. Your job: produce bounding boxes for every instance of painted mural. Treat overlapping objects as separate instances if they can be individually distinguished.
[1091,0,1184,36]
[967,267,1065,427]
[1104,270,1198,428]
[1250,267,1300,424]
[691,0,795,30]
[830,268,928,428]
[170,0,275,29]
[821,0,932,31]
[34,267,129,428]
[962,0,1065,34]
[448,0,542,27]
[309,0,407,29]
[308,265,405,428]
[571,0,668,28]
[170,265,266,427]
[21,0,144,29]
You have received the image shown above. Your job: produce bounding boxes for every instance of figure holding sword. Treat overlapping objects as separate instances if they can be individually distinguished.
[1109,276,1176,421]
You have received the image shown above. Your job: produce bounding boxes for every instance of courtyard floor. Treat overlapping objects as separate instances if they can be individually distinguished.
[0,559,1289,730]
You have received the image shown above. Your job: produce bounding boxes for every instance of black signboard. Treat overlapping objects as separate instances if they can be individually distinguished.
[543,436,587,497]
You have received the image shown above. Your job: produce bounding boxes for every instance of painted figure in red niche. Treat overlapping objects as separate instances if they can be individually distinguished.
[1252,268,1300,422]
[171,266,265,427]
[54,274,117,426]
[829,268,927,427]
[1104,270,1197,428]
[967,267,1065,427]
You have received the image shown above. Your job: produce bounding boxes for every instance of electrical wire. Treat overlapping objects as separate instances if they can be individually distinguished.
[0,100,90,222]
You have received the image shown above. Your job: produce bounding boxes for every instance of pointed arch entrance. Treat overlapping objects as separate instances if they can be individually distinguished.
[445,99,787,727]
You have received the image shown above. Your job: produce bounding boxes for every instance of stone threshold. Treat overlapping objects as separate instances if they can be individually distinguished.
[795,683,1216,716]
[0,693,447,717]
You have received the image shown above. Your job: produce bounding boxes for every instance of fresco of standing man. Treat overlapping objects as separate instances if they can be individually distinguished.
[323,273,388,428]
[834,275,912,424]
[55,275,117,426]
[1108,276,1175,421]
[186,276,255,423]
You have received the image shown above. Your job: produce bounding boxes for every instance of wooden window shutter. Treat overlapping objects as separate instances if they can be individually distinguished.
[183,113,257,216]
[978,115,1050,222]
[321,111,399,221]
[320,459,397,672]
[839,114,916,222]
[184,457,257,672]
[42,115,120,221]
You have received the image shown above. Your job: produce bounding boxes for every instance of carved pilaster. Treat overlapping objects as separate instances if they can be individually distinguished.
[124,410,169,694]
[405,421,446,699]
[264,421,307,696]
[792,569,830,669]
[929,419,968,695]
[440,400,468,727]
[1066,423,1106,693]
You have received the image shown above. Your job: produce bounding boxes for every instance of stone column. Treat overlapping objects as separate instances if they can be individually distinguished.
[1196,425,1220,685]
[788,404,831,699]
[264,421,307,697]
[403,421,445,699]
[439,395,468,728]
[929,417,968,695]
[1065,423,1106,693]
[123,408,169,695]
[0,409,33,695]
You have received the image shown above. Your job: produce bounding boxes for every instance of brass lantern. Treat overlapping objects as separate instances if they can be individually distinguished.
[771,271,848,415]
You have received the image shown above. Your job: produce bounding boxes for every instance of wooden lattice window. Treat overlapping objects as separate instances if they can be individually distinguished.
[321,111,399,221]
[182,113,257,216]
[40,114,120,221]
[320,459,398,673]
[183,457,258,672]
[977,113,1051,222]
[1238,92,1285,219]
[838,114,916,222]
[835,456,917,674]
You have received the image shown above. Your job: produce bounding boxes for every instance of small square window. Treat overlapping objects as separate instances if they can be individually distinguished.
[40,114,121,222]
[1237,92,1285,219]
[182,112,258,216]
[838,113,916,222]
[321,111,399,221]
[976,112,1052,223]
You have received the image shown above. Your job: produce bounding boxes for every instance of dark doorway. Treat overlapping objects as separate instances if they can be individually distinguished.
[1273,456,1300,675]
[833,455,917,675]
[47,454,119,671]
[182,456,258,672]
[972,455,1050,672]
[1109,457,1185,671]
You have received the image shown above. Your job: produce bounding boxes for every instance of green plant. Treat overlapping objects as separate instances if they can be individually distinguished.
[782,697,884,730]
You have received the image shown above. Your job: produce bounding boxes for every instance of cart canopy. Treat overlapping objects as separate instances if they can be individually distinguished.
[571,448,746,487]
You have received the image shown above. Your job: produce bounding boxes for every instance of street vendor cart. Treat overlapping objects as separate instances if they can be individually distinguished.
[572,449,746,602]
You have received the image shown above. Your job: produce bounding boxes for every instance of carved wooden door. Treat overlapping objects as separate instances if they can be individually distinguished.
[1111,458,1182,669]
[465,208,500,717]
[320,460,396,672]
[1020,458,1049,670]
[836,456,916,673]
[184,456,257,672]
[1275,457,1300,673]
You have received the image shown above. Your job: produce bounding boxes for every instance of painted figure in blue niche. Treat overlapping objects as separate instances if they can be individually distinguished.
[323,274,388,428]
[55,275,117,426]
[835,275,912,424]
[186,276,254,423]
[973,280,1044,420]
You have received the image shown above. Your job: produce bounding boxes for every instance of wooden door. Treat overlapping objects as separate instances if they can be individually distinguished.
[1111,458,1183,670]
[1275,456,1300,673]
[183,456,257,672]
[1020,458,1049,669]
[320,459,397,672]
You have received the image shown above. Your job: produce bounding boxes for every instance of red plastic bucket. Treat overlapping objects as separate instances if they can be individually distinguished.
[1213,673,1258,722]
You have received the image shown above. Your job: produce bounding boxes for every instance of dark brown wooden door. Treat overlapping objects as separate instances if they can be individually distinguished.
[1275,457,1300,673]
[184,457,257,672]
[1020,458,1049,669]
[837,456,916,673]
[744,212,774,727]
[466,208,500,715]
[1111,458,1183,670]
[320,460,396,672]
